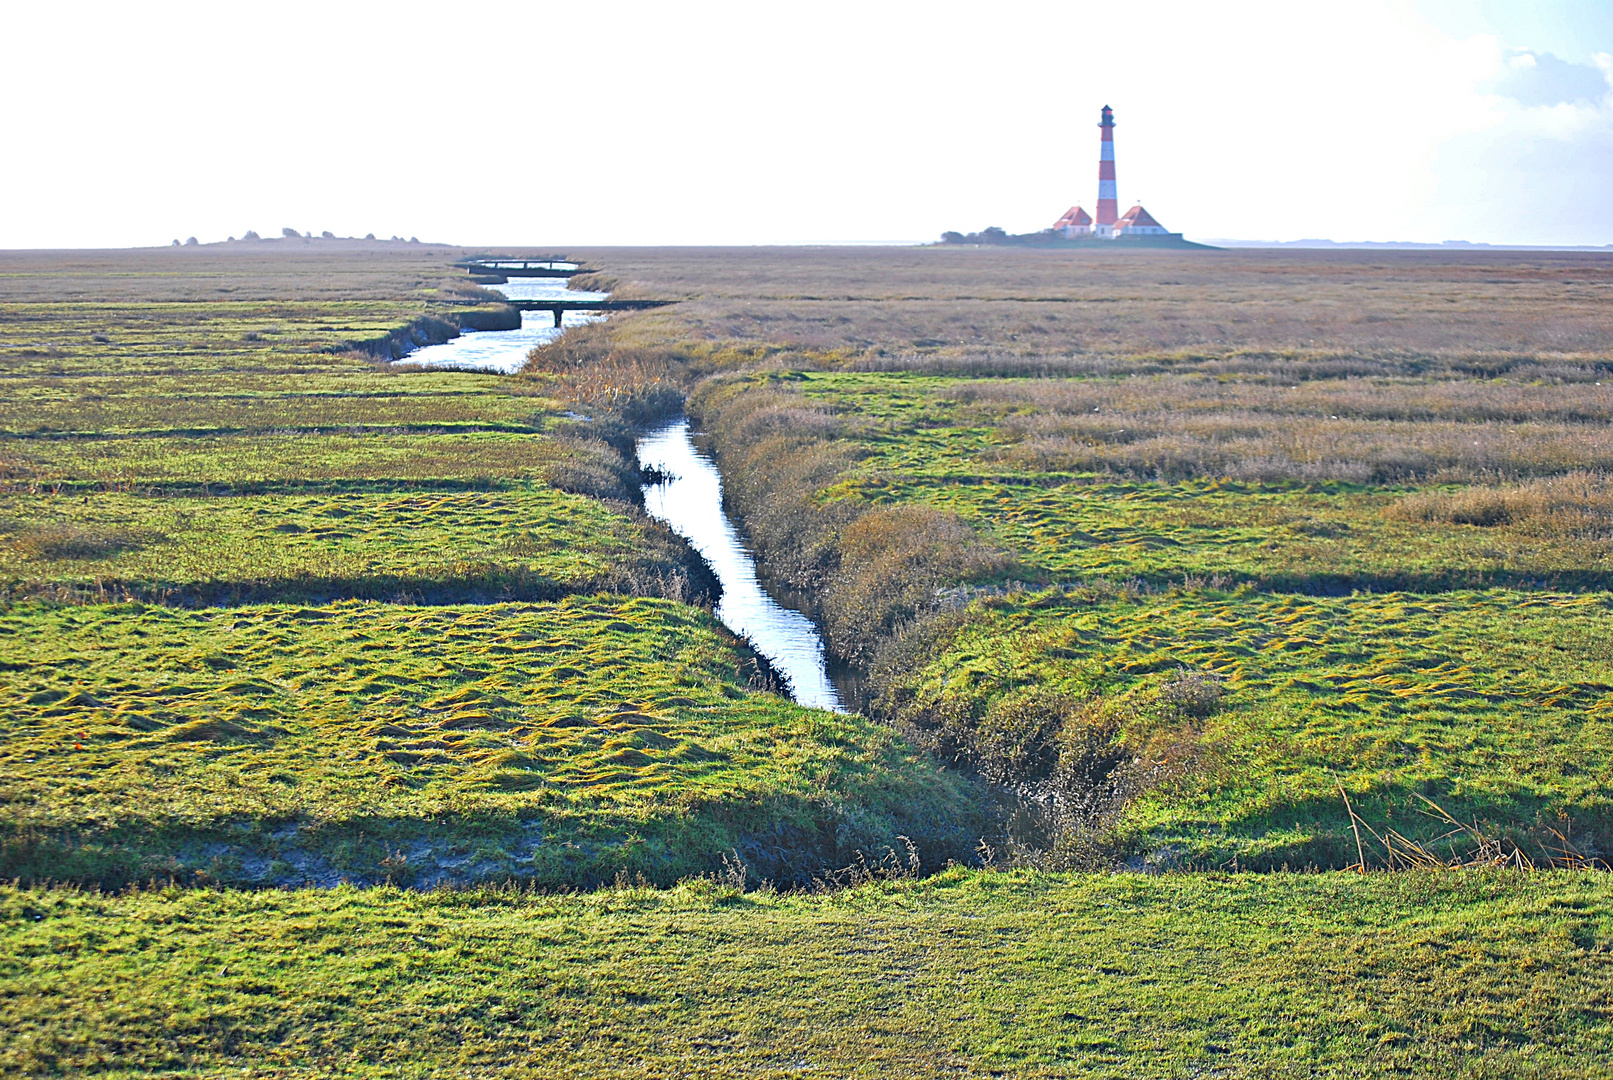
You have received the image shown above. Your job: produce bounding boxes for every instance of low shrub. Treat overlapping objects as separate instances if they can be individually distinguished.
[1155,667,1225,718]
[974,688,1071,785]
[892,679,1190,867]
[825,504,1012,664]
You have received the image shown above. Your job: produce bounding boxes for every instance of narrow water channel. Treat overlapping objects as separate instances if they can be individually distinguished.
[407,285,846,711]
[637,418,846,713]
[402,270,609,373]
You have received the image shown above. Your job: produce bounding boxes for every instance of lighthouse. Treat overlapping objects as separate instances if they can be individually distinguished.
[1045,104,1182,242]
[1095,104,1119,238]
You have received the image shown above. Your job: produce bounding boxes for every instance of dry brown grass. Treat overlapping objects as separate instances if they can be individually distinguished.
[956,375,1613,483]
[825,504,1012,664]
[0,244,492,303]
[1389,472,1613,537]
[946,375,1613,423]
[566,245,1613,370]
[524,322,687,424]
[990,416,1613,484]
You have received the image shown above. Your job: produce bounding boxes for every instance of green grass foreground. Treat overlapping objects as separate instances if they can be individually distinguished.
[5,870,1613,1078]
[0,598,979,888]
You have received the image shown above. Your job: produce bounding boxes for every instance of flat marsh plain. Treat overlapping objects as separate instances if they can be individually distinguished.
[5,243,1613,1077]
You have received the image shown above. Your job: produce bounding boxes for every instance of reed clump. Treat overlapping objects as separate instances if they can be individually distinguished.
[525,323,688,425]
[689,381,860,593]
[884,660,1213,869]
[689,376,1012,668]
[824,504,1012,664]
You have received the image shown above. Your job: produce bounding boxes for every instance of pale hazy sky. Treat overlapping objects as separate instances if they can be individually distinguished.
[3,0,1610,248]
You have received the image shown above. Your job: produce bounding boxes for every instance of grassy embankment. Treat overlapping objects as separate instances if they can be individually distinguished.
[550,245,1613,869]
[0,246,977,887]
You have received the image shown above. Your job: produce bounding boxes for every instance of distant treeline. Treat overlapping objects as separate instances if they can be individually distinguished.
[938,227,1063,246]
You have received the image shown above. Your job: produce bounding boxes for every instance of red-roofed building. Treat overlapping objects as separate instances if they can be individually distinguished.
[1053,205,1092,238]
[1114,204,1168,236]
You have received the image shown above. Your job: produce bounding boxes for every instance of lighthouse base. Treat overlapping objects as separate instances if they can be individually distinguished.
[1031,230,1212,249]
[938,228,1215,250]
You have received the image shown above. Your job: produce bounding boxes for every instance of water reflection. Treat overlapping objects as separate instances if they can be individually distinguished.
[401,276,609,374]
[637,418,845,712]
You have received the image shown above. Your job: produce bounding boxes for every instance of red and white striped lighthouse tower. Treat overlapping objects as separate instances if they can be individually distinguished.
[1095,105,1118,237]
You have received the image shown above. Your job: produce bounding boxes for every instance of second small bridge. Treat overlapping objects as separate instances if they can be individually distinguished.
[506,298,677,327]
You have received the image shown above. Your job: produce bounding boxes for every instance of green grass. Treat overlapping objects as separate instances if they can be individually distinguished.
[796,369,1613,589]
[845,476,1613,590]
[0,485,662,602]
[0,300,480,376]
[0,250,975,890]
[0,369,547,437]
[0,598,979,888]
[683,365,1613,868]
[6,870,1613,1078]
[895,587,1613,865]
[3,430,570,488]
[0,260,707,603]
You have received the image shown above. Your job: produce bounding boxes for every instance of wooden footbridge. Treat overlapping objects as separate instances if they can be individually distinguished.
[457,258,675,324]
[456,259,582,279]
[506,298,676,327]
